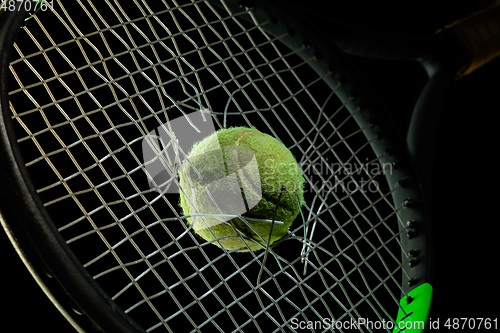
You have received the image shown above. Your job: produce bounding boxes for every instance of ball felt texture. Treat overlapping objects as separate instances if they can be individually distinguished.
[178,126,304,252]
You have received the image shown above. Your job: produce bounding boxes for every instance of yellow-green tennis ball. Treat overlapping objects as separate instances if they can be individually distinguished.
[178,126,304,252]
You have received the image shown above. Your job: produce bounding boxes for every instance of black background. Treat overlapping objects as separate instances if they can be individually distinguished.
[2,0,499,331]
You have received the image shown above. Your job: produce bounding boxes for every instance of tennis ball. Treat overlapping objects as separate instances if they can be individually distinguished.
[178,126,304,252]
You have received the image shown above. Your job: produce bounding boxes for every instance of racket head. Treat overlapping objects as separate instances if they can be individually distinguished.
[0,0,433,331]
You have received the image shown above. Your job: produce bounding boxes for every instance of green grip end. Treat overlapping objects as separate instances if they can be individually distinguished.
[392,283,433,333]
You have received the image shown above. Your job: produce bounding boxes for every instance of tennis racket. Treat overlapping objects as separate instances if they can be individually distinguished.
[1,0,499,332]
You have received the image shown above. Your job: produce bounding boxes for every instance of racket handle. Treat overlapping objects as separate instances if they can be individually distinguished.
[440,2,500,78]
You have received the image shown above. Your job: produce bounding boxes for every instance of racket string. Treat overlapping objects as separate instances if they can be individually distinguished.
[8,1,415,332]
